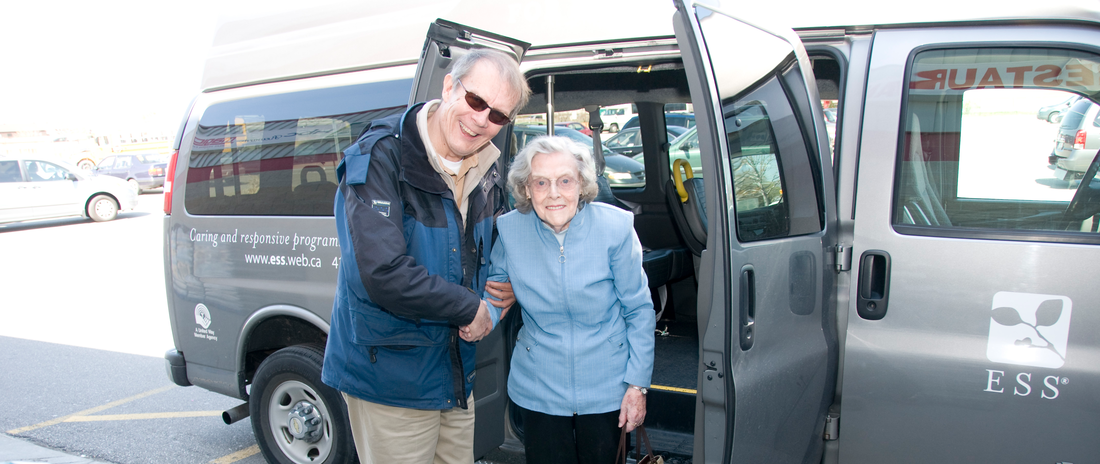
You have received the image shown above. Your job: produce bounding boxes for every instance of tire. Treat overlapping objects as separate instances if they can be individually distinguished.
[609,123,619,133]
[250,344,357,464]
[87,195,119,222]
[77,159,95,171]
[127,178,142,195]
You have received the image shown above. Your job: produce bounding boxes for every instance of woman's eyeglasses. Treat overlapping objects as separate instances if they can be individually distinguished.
[455,78,512,126]
[529,176,578,194]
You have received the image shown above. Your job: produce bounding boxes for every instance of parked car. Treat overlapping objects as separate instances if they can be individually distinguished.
[598,103,637,132]
[1038,94,1084,123]
[603,125,688,156]
[1052,99,1100,178]
[621,112,696,132]
[0,158,138,224]
[95,153,168,194]
[513,125,645,187]
[555,121,591,136]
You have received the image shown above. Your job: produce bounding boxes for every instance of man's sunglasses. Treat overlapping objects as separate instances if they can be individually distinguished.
[455,78,512,125]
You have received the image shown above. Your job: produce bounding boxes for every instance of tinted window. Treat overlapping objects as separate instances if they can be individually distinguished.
[185,80,410,216]
[726,70,822,242]
[895,48,1100,240]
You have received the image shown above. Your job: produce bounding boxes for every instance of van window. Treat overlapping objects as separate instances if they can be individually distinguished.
[726,69,822,242]
[894,48,1100,238]
[185,80,409,216]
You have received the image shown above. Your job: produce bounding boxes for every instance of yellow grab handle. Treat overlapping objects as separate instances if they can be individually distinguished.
[672,158,694,203]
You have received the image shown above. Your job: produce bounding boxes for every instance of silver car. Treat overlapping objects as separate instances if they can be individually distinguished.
[1053,99,1100,178]
[0,158,138,224]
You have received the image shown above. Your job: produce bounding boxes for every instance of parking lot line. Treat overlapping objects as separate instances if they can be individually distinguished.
[65,411,223,422]
[209,444,260,464]
[6,385,176,434]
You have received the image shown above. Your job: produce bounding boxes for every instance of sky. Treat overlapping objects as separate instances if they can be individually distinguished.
[0,0,311,135]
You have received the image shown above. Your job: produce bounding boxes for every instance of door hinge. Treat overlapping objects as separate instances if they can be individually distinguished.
[830,244,852,272]
[824,413,840,440]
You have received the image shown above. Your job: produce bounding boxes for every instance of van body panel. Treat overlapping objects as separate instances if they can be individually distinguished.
[840,24,1100,462]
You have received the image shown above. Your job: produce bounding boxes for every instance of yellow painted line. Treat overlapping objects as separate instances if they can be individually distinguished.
[651,384,697,394]
[6,385,176,434]
[65,411,222,422]
[210,445,261,464]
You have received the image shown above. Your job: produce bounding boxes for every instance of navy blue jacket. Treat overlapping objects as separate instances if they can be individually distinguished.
[322,103,503,409]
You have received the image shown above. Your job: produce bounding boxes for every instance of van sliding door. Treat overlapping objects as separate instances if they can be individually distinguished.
[673,1,838,462]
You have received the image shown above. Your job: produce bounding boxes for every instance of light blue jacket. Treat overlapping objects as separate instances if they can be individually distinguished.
[486,202,655,416]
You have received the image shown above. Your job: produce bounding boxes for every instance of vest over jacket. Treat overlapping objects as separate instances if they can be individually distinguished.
[322,103,503,410]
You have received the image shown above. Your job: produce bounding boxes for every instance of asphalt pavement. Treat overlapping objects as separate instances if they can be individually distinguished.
[0,432,112,464]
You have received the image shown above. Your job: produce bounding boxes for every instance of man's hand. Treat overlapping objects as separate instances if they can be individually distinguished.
[484,280,516,320]
[460,300,493,342]
[618,387,647,433]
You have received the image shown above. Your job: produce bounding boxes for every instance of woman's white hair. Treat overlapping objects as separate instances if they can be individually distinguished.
[508,135,599,214]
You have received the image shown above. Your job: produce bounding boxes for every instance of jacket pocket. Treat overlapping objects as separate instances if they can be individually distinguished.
[350,308,448,347]
[607,329,627,349]
[515,328,541,355]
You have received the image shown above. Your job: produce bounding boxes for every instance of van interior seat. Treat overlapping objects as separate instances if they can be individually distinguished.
[667,159,707,256]
[898,115,951,226]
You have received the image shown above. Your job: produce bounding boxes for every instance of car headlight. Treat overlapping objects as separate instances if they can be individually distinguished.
[606,171,633,180]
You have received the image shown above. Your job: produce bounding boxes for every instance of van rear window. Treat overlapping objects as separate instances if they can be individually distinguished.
[185,80,411,216]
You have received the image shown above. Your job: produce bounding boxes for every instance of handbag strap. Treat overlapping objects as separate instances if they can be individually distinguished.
[635,425,655,460]
[617,425,657,463]
[615,426,629,464]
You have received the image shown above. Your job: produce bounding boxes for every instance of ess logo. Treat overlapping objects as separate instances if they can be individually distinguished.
[986,292,1071,369]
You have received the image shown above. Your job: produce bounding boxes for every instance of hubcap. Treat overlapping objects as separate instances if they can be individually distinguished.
[287,401,323,443]
[266,380,332,464]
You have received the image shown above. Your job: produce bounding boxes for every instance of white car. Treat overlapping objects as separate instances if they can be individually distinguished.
[0,158,139,224]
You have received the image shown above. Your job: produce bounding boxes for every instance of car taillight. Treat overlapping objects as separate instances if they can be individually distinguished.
[1074,130,1087,149]
[164,150,178,214]
[148,166,165,177]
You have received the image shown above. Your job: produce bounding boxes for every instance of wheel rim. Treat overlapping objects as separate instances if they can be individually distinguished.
[93,198,116,219]
[266,380,334,464]
[127,179,140,194]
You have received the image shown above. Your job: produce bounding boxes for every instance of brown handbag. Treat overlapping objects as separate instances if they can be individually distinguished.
[615,425,664,464]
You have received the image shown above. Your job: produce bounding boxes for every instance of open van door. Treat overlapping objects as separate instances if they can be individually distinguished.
[672,1,838,462]
[411,19,530,458]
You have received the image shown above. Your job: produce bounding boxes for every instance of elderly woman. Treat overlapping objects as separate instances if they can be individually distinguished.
[481,135,655,464]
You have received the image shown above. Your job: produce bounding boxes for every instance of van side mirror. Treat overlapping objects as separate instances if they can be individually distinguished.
[1064,151,1100,221]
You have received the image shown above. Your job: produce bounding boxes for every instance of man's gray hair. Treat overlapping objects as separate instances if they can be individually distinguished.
[450,48,531,116]
[508,135,599,214]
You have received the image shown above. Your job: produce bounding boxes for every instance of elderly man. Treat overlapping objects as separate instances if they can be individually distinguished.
[322,48,531,464]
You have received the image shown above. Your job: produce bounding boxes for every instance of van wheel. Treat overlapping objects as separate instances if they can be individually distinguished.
[609,123,619,133]
[250,344,357,464]
[87,195,119,222]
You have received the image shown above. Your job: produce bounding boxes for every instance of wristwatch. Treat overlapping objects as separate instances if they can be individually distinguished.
[631,385,648,395]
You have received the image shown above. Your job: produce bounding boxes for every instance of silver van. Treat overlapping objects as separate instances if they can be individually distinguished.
[163,2,1100,463]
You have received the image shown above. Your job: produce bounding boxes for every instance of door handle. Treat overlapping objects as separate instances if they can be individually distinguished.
[739,265,755,350]
[856,250,891,320]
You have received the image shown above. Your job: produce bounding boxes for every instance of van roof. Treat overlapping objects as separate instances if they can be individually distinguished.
[201,0,1100,92]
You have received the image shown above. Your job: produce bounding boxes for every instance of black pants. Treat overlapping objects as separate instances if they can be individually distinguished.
[520,406,624,464]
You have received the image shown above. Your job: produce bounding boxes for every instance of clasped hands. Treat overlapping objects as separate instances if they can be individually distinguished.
[460,281,514,342]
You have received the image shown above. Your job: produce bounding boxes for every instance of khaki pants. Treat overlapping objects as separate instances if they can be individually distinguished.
[343,392,475,464]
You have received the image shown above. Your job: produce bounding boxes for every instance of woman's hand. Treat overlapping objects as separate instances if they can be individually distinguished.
[484,281,516,319]
[618,386,647,433]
